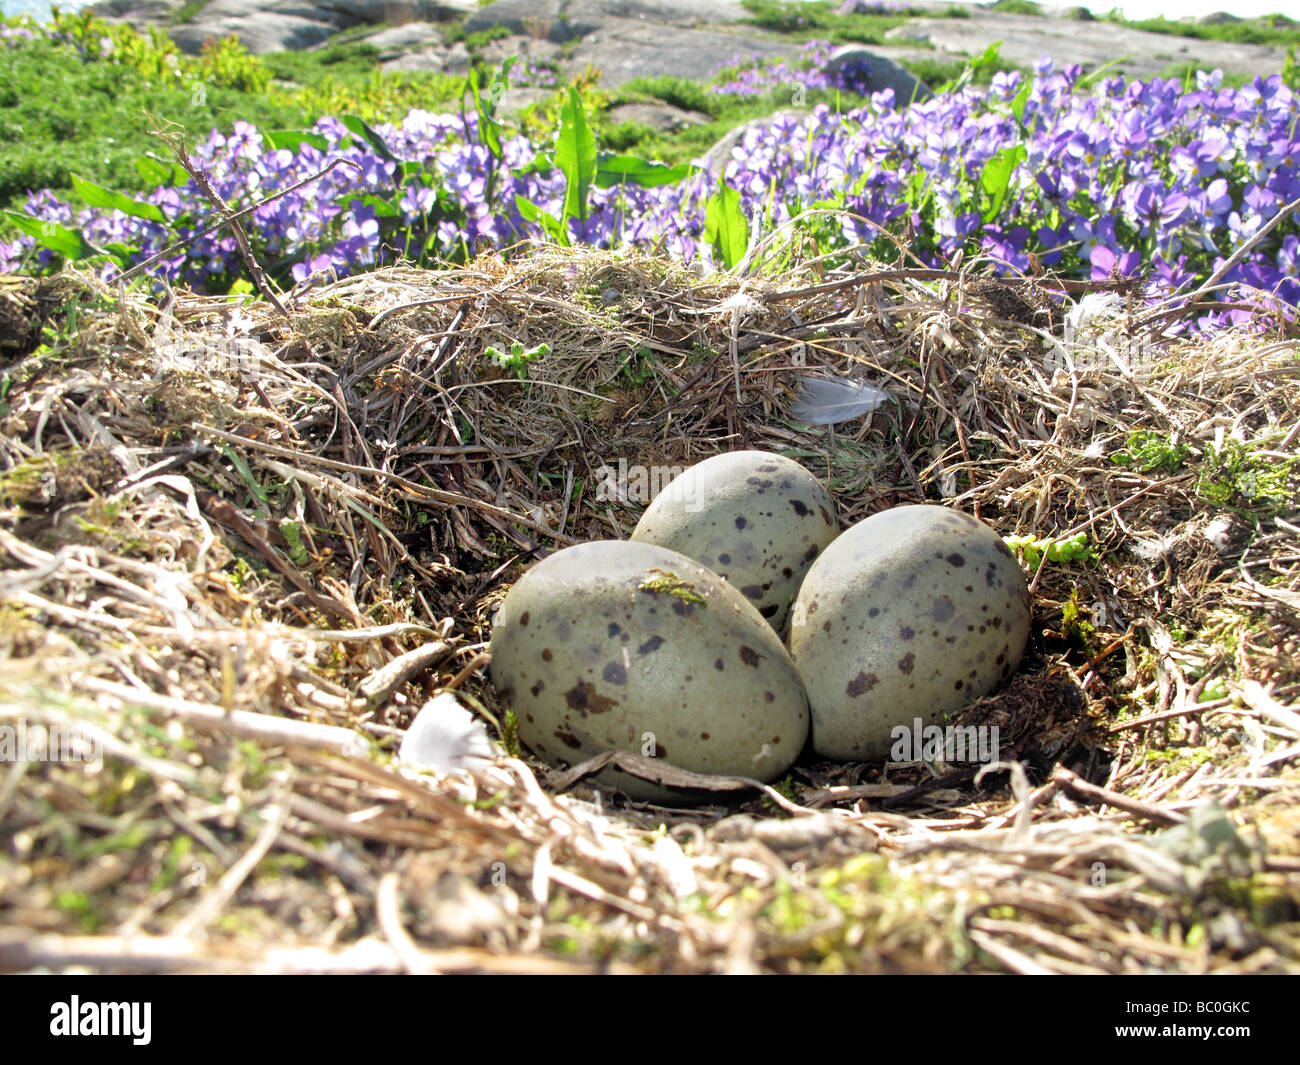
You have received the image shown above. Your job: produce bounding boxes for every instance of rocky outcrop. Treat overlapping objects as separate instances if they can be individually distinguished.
[86,0,1291,88]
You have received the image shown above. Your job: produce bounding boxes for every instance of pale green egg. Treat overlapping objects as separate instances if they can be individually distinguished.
[789,505,1031,761]
[490,540,809,802]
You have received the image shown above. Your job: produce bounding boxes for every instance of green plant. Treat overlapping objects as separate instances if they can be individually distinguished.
[485,340,550,379]
[990,0,1044,16]
[1111,430,1190,474]
[705,178,749,270]
[501,708,521,756]
[1195,439,1298,516]
[170,1,209,24]
[1060,587,1096,648]
[1005,530,1095,569]
[278,518,310,566]
[620,346,657,385]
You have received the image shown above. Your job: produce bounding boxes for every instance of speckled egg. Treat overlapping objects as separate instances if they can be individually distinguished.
[489,540,809,802]
[788,505,1031,761]
[630,450,839,634]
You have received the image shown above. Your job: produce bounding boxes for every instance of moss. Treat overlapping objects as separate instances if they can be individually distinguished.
[638,569,707,606]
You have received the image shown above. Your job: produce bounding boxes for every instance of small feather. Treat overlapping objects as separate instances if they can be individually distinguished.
[398,692,496,776]
[790,376,891,426]
[1064,292,1126,345]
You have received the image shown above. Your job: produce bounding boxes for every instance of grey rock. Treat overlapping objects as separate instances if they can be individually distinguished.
[461,0,570,42]
[87,0,1291,91]
[477,33,562,67]
[561,19,797,88]
[869,11,1288,84]
[381,48,445,73]
[366,20,445,56]
[607,102,711,133]
[463,0,747,43]
[824,44,931,103]
[91,0,186,22]
[170,12,336,55]
[442,40,471,75]
[331,0,478,23]
[884,23,932,44]
[163,0,474,55]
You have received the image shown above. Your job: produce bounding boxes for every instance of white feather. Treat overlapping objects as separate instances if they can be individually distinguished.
[398,692,496,776]
[790,376,891,425]
[1065,292,1126,345]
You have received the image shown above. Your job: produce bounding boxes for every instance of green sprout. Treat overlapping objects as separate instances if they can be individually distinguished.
[1004,531,1095,570]
[484,340,550,380]
[1111,430,1189,474]
[278,518,310,567]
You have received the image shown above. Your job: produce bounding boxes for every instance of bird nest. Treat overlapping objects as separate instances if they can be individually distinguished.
[0,245,1297,973]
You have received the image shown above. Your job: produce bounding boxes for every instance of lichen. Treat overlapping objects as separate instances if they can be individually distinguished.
[638,569,707,607]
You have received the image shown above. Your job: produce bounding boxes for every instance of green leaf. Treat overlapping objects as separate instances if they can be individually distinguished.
[556,86,597,231]
[220,444,271,517]
[340,115,401,168]
[704,180,749,270]
[135,155,187,188]
[595,154,697,189]
[466,58,514,160]
[263,128,330,153]
[1010,77,1032,125]
[978,144,1026,224]
[3,211,99,261]
[514,194,566,245]
[355,193,402,218]
[521,151,556,175]
[71,175,166,223]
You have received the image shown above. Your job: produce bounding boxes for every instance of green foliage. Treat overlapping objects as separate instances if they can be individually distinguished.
[1195,439,1298,517]
[501,709,521,757]
[557,85,597,231]
[171,0,210,23]
[739,0,918,43]
[1111,430,1189,474]
[273,65,464,126]
[278,519,310,566]
[197,34,272,93]
[978,144,1027,223]
[619,346,657,386]
[0,19,307,210]
[1103,13,1300,49]
[1060,587,1096,648]
[617,75,720,118]
[602,120,656,153]
[990,0,1044,16]
[485,340,550,379]
[1005,531,1095,570]
[705,179,750,270]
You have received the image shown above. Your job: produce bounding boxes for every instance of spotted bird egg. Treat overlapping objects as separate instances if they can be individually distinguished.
[489,540,809,802]
[629,450,839,634]
[788,505,1031,761]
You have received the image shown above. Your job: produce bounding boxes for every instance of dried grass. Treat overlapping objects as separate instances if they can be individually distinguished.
[0,246,1297,973]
